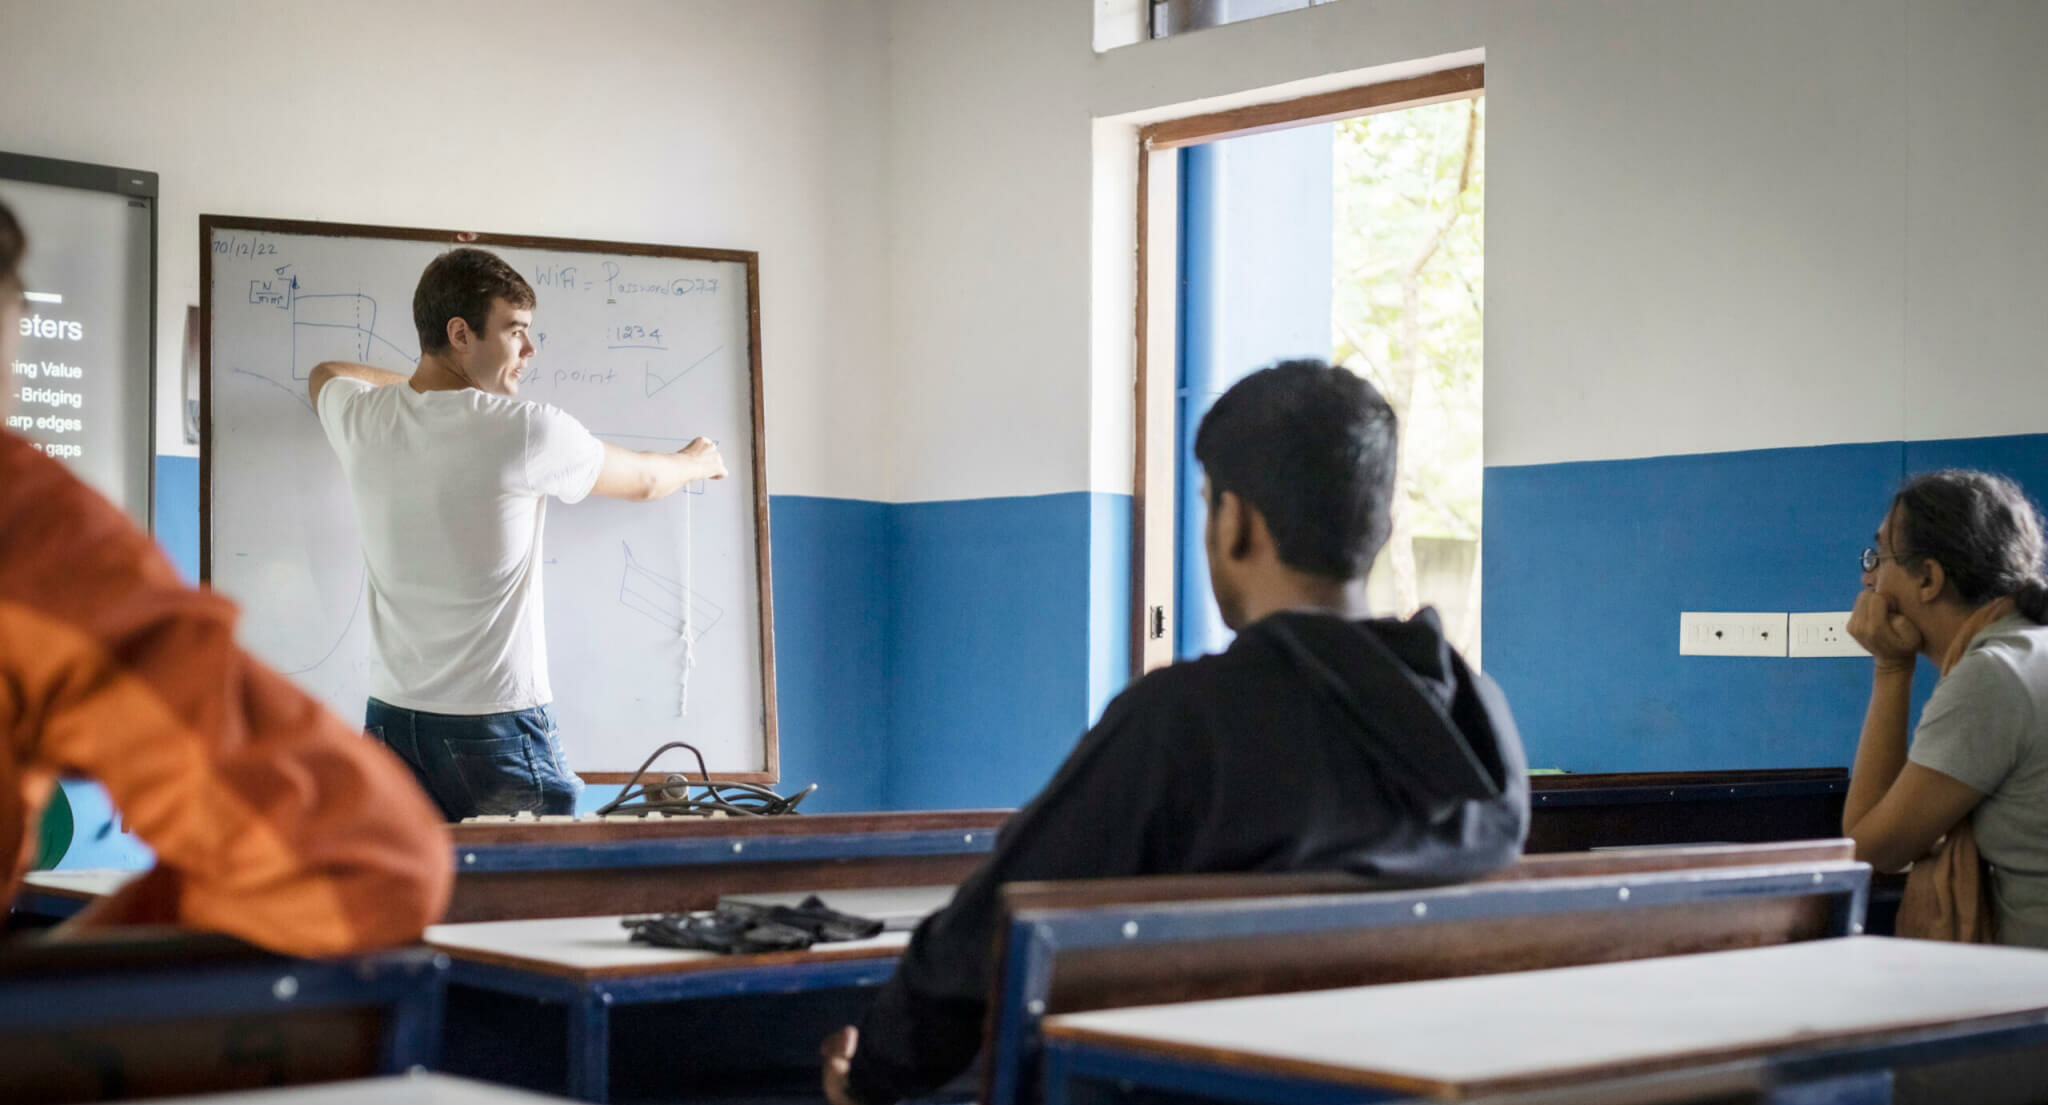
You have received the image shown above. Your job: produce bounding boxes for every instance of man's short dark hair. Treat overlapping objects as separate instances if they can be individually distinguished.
[412,247,535,354]
[1193,358,1399,581]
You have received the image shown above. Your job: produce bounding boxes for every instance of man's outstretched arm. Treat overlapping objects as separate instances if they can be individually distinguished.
[588,438,727,502]
[308,360,409,405]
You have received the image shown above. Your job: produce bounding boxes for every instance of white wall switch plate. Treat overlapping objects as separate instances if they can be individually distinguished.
[1790,611,1868,657]
[1679,612,1788,657]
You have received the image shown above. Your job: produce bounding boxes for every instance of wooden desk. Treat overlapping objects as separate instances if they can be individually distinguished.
[6,813,1006,927]
[1041,938,2048,1105]
[427,885,953,1103]
[133,1072,570,1103]
[444,810,1005,922]
[427,914,912,979]
[984,850,1867,1105]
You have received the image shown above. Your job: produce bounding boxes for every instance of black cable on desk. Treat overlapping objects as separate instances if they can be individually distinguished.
[593,740,815,817]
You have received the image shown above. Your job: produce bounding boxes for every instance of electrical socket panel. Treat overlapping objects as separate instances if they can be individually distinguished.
[1679,612,1788,657]
[1790,611,1867,658]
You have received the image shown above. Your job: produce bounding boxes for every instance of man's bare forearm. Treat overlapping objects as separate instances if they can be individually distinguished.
[644,449,724,498]
[592,438,727,502]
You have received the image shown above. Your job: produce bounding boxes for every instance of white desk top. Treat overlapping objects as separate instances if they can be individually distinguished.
[425,913,911,976]
[133,1072,568,1103]
[20,867,140,899]
[1044,938,2048,1098]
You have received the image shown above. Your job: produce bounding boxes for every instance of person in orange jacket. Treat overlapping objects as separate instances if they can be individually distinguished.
[0,198,452,956]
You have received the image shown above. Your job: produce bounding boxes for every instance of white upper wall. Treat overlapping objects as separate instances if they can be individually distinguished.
[1903,0,2048,443]
[1481,0,1909,467]
[0,0,890,499]
[885,0,2048,499]
[8,2,2042,498]
[883,1,1098,503]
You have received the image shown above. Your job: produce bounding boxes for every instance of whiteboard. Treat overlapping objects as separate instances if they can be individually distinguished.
[200,217,776,780]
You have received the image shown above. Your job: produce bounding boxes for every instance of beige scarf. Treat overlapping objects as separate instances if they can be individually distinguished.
[1895,597,2011,942]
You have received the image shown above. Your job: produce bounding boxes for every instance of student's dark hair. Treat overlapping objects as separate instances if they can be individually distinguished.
[1194,358,1398,580]
[0,200,24,287]
[1891,469,2048,623]
[412,247,535,354]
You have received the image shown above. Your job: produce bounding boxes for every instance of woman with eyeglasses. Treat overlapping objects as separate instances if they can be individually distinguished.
[1843,468,2048,947]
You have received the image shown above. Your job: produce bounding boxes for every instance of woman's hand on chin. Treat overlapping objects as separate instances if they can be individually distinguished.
[1849,589,1921,672]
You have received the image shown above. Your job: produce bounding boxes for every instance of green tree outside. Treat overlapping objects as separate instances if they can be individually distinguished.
[1332,96,1485,660]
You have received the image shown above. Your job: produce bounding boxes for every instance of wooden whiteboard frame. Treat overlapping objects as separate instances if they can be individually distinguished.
[199,214,778,784]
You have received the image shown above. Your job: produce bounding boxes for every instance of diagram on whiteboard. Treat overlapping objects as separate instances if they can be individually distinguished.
[290,292,418,380]
[244,266,421,381]
[204,221,774,776]
[645,345,722,397]
[619,541,724,645]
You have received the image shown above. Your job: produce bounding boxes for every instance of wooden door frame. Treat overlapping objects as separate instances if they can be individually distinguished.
[1129,63,1485,675]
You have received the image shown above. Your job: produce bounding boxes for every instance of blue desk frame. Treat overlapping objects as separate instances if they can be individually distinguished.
[451,826,997,874]
[444,946,902,1102]
[0,946,448,1074]
[13,821,1001,925]
[986,863,1870,1105]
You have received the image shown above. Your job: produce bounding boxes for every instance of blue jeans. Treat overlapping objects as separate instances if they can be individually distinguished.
[365,698,582,821]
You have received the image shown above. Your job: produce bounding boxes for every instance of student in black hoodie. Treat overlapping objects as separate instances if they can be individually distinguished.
[821,359,1530,1105]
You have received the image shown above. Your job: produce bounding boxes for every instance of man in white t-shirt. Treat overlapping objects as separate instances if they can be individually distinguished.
[309,247,724,820]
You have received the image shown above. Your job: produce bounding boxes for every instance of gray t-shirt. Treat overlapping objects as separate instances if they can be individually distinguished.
[1909,613,2048,948]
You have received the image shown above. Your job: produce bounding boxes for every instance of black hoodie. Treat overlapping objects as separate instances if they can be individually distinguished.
[845,608,1530,1105]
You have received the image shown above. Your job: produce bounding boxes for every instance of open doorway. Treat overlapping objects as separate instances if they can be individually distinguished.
[1134,66,1485,670]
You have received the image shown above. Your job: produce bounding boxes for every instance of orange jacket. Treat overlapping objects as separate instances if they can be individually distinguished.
[0,432,452,955]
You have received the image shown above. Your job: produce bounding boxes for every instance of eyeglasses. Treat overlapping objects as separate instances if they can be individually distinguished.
[1860,547,1916,573]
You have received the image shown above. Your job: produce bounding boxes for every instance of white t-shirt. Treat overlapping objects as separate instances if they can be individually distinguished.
[315,377,607,714]
[1909,613,2048,948]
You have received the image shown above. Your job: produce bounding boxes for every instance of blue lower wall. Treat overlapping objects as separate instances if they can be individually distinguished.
[1904,433,2048,499]
[1484,433,2048,772]
[1088,492,1135,725]
[775,492,1135,812]
[121,432,2048,859]
[763,496,896,812]
[886,493,1126,810]
[155,455,201,582]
